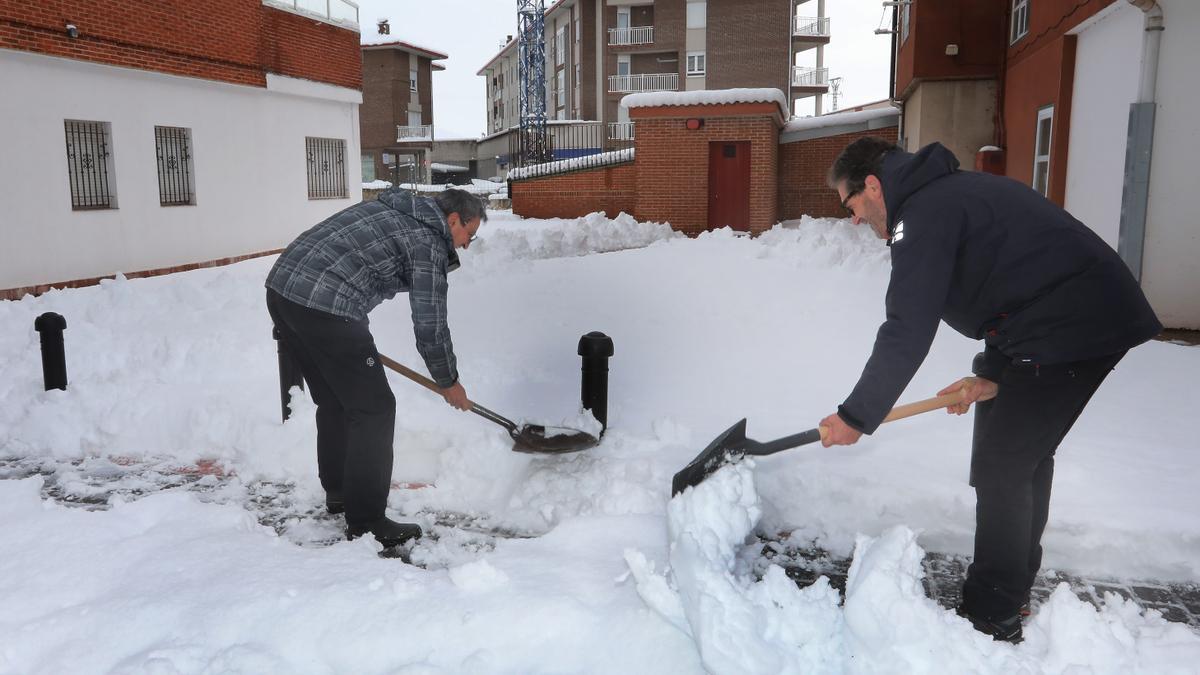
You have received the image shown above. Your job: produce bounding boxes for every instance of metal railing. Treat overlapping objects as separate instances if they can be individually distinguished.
[794,16,830,37]
[608,25,654,45]
[263,0,359,28]
[791,66,829,88]
[608,72,678,93]
[607,122,635,141]
[396,125,434,142]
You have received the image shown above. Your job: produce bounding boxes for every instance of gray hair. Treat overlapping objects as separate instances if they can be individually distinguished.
[434,188,488,224]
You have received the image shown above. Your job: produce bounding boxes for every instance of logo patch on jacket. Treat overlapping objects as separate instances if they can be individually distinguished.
[890,220,906,245]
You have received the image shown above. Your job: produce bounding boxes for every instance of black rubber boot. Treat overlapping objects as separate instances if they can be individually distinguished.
[346,516,423,547]
[957,606,1023,643]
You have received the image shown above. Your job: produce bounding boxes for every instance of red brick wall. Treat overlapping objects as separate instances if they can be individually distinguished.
[631,103,781,235]
[0,1,360,90]
[511,163,637,219]
[778,125,900,220]
[896,0,1006,98]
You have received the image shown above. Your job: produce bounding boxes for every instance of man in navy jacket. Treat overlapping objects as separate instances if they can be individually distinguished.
[820,138,1161,642]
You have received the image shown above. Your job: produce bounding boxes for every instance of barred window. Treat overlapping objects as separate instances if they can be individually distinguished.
[154,126,195,206]
[64,120,117,210]
[305,137,347,199]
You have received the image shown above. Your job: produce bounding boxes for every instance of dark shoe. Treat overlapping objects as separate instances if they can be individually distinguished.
[346,516,423,547]
[957,606,1023,643]
[325,491,345,515]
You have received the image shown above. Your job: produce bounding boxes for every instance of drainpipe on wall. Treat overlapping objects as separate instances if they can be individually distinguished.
[1117,0,1164,282]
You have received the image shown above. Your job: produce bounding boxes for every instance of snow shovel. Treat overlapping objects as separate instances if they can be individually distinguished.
[671,388,971,496]
[378,354,600,454]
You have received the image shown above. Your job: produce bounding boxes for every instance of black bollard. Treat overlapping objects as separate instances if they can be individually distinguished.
[273,327,305,422]
[33,312,68,391]
[577,331,614,434]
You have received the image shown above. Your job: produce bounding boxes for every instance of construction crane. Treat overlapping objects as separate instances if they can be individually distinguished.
[517,0,551,166]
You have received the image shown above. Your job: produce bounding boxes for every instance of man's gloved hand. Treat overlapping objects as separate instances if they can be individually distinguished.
[440,382,471,411]
[819,412,863,447]
[937,376,998,415]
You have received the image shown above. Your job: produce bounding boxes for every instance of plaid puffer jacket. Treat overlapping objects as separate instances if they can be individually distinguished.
[266,189,461,387]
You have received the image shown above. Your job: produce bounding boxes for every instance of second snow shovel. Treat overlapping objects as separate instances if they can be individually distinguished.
[379,354,599,454]
[671,388,972,496]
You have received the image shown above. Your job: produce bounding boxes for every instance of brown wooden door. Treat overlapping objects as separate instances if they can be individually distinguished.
[708,141,751,231]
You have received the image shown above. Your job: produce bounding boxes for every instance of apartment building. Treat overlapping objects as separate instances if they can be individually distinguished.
[894,0,1198,328]
[0,0,364,299]
[360,19,447,186]
[477,0,830,175]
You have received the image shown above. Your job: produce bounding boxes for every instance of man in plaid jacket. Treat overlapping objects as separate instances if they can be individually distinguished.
[266,188,486,547]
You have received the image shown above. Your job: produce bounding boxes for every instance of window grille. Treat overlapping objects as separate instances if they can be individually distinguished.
[64,120,115,210]
[154,126,195,206]
[305,137,347,199]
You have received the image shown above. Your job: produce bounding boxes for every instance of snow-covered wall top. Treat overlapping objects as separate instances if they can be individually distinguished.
[621,88,788,115]
[781,107,899,135]
[508,148,635,181]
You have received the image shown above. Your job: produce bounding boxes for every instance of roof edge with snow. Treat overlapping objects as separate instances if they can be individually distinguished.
[780,107,900,144]
[508,148,635,181]
[621,88,789,117]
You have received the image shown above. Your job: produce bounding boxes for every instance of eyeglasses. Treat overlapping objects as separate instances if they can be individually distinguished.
[841,188,863,218]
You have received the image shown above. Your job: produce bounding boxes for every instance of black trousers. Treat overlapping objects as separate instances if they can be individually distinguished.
[960,350,1126,619]
[266,289,396,528]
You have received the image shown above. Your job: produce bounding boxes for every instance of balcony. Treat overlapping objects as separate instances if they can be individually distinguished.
[608,26,654,46]
[607,122,635,141]
[396,125,433,142]
[263,0,359,28]
[793,16,831,38]
[791,66,829,88]
[608,72,678,93]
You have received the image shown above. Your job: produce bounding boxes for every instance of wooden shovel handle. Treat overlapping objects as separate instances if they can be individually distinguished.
[882,389,967,423]
[377,354,443,394]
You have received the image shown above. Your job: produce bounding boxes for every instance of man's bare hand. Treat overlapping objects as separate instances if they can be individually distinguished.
[440,382,471,411]
[819,412,863,447]
[937,376,998,415]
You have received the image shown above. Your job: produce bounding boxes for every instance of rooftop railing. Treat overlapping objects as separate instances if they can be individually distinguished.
[263,0,359,29]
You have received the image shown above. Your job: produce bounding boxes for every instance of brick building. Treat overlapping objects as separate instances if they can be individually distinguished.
[476,0,832,178]
[894,0,1198,327]
[510,89,898,235]
[360,19,447,187]
[0,0,365,299]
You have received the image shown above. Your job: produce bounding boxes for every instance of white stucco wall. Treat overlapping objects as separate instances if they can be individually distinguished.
[1065,2,1142,250]
[1141,0,1200,329]
[0,48,363,291]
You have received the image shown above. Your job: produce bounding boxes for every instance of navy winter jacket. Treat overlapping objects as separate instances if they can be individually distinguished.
[838,143,1161,434]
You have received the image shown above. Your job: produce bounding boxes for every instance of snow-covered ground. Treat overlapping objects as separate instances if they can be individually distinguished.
[1,210,1198,674]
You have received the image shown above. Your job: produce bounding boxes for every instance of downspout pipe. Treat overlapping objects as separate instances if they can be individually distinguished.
[1117,0,1164,282]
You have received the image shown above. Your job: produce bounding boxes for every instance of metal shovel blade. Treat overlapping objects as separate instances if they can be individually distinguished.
[671,418,751,496]
[510,424,600,454]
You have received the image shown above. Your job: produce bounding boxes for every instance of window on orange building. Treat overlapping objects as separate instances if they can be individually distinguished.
[1011,0,1029,44]
[1032,105,1053,196]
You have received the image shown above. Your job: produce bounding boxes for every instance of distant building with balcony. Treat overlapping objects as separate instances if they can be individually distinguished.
[476,0,830,177]
[360,19,447,186]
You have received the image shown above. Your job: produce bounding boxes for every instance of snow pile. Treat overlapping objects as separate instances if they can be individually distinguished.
[362,179,392,189]
[465,210,680,269]
[627,462,1200,674]
[622,87,788,115]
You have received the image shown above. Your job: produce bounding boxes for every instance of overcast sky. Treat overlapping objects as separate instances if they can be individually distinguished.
[352,0,895,138]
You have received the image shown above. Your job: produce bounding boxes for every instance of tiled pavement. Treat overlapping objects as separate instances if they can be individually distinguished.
[3,454,1198,629]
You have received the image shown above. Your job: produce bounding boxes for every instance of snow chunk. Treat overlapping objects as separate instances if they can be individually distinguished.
[448,559,510,592]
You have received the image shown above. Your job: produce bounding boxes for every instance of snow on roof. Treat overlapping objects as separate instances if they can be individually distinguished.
[431,163,468,172]
[781,107,899,134]
[508,148,635,181]
[621,88,788,114]
[360,31,448,60]
[477,39,518,75]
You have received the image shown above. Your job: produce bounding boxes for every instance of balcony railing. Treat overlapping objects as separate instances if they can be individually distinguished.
[791,66,829,88]
[263,0,359,28]
[608,122,635,141]
[396,125,433,142]
[608,26,654,46]
[793,16,830,38]
[608,72,678,93]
